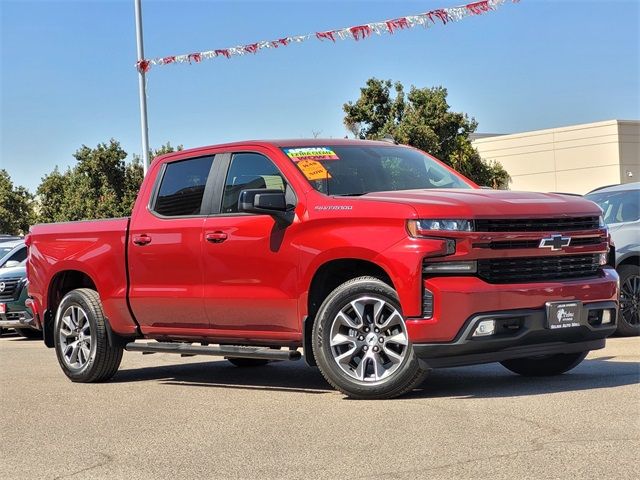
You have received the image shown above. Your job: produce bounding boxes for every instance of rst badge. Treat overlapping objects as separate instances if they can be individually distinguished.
[539,234,571,251]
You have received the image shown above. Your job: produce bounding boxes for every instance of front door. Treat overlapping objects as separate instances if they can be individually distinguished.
[128,154,215,334]
[202,151,300,340]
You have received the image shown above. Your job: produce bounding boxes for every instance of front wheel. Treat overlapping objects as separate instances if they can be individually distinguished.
[312,277,428,399]
[618,264,640,336]
[54,288,123,382]
[500,351,588,377]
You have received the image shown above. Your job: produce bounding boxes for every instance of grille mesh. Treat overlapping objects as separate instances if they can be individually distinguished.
[475,217,600,232]
[0,277,23,301]
[477,254,600,284]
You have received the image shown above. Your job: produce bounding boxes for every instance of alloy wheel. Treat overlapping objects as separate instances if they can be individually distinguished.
[58,305,94,370]
[329,296,409,383]
[620,274,640,326]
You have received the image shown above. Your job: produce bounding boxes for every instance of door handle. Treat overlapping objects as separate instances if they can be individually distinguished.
[132,234,152,246]
[205,231,228,243]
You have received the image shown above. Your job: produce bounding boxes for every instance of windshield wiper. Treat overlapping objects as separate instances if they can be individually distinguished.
[334,192,369,196]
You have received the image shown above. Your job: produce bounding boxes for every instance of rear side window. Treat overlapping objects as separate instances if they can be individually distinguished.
[221,153,285,213]
[154,156,214,216]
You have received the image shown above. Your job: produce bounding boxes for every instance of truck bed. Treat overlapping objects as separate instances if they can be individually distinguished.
[28,218,137,336]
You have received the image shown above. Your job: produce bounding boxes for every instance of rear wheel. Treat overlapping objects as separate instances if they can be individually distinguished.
[500,351,588,376]
[14,328,42,339]
[618,264,640,336]
[54,288,123,382]
[312,277,428,399]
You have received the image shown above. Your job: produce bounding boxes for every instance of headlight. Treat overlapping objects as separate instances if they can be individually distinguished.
[598,215,606,228]
[407,219,474,237]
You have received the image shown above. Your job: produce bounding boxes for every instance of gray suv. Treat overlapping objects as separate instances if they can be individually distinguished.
[586,183,639,336]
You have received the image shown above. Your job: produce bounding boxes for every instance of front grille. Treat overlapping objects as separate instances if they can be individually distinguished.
[477,236,602,250]
[478,254,600,284]
[475,216,600,232]
[0,277,23,301]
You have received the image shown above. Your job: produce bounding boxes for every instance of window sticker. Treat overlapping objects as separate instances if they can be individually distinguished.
[297,160,332,181]
[285,147,339,162]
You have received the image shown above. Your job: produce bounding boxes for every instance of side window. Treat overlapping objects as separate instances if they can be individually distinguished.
[10,246,27,264]
[153,156,214,216]
[221,153,285,214]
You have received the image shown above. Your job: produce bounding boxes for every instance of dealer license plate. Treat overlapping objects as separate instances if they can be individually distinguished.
[546,301,583,330]
[0,303,5,314]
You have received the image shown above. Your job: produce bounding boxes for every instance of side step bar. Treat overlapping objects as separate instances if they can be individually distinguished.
[125,342,302,361]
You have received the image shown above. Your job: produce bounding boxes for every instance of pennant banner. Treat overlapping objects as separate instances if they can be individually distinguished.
[137,0,519,73]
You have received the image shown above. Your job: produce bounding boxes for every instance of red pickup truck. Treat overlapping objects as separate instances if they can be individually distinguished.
[26,139,618,399]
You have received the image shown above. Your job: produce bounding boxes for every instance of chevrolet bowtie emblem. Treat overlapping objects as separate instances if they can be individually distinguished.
[539,234,571,251]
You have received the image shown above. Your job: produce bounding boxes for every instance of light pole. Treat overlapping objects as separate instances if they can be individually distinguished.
[134,0,150,175]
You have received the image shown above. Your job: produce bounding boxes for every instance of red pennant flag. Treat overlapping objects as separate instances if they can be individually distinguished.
[386,17,409,34]
[350,25,372,41]
[316,31,337,42]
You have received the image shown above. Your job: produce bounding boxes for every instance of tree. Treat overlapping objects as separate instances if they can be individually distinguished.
[0,170,35,235]
[343,78,510,189]
[36,140,182,223]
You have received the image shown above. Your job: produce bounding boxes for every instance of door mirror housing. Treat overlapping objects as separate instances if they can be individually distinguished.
[2,260,20,268]
[238,189,294,225]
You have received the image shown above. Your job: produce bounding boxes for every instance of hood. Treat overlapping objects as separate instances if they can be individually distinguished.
[0,265,26,280]
[356,189,603,219]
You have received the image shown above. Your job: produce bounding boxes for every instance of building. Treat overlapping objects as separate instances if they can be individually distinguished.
[472,120,640,194]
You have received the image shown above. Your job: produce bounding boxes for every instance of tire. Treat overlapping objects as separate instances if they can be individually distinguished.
[54,288,123,382]
[500,351,588,377]
[617,264,640,337]
[14,328,42,339]
[227,358,270,367]
[312,276,428,400]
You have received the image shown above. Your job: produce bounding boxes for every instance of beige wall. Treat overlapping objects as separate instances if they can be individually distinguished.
[473,120,640,194]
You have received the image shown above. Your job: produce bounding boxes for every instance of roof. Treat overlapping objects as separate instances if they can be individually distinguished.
[586,182,640,195]
[155,138,398,163]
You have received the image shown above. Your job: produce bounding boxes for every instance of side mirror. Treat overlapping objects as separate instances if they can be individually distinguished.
[239,189,294,225]
[3,260,20,268]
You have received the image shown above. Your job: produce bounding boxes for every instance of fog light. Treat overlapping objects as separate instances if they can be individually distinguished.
[601,310,612,325]
[473,319,496,337]
[599,252,608,266]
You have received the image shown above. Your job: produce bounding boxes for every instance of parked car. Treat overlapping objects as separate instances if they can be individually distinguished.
[586,182,639,336]
[27,139,618,399]
[0,240,27,269]
[0,260,40,338]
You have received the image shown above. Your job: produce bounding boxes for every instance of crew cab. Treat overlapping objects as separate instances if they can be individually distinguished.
[26,139,618,399]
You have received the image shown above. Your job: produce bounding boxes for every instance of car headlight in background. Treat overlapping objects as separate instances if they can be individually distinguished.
[407,219,474,237]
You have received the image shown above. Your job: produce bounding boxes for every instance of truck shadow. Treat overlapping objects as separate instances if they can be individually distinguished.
[111,356,640,398]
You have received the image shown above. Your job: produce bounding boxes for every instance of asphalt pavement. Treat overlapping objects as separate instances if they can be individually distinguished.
[1,334,638,480]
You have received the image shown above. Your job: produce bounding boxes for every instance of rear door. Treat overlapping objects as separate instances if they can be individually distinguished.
[201,149,300,338]
[128,154,217,333]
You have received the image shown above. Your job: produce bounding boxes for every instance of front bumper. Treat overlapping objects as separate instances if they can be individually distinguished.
[413,301,617,368]
[406,267,618,343]
[0,310,36,330]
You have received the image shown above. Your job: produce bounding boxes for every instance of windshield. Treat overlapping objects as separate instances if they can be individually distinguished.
[282,145,472,195]
[586,190,640,224]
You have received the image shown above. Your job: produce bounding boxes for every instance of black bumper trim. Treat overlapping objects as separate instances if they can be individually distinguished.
[415,339,605,368]
[413,301,617,368]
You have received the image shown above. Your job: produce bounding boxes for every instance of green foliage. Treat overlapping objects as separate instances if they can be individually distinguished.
[0,170,35,235]
[343,78,510,189]
[36,140,182,224]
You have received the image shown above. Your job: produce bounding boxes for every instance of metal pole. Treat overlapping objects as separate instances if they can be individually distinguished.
[134,0,150,175]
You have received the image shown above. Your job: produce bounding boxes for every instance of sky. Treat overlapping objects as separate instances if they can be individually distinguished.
[1,0,639,193]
